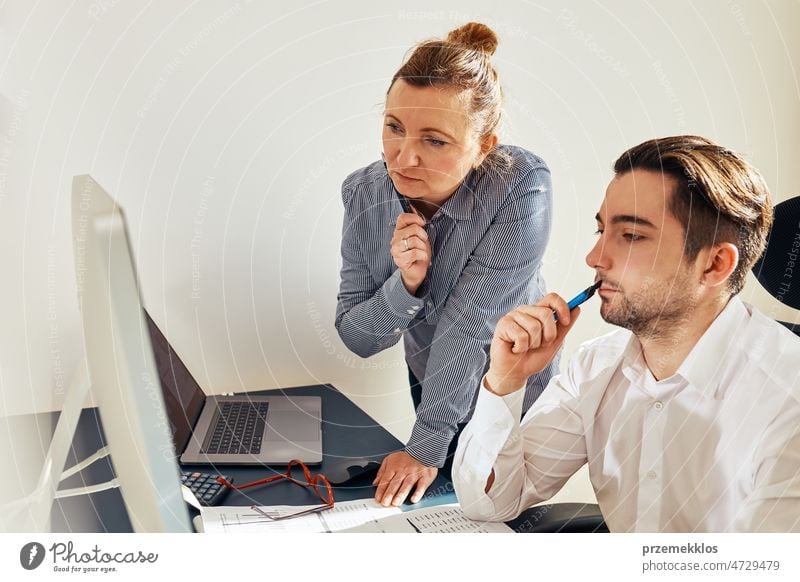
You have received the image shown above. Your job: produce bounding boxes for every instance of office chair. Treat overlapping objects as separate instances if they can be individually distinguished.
[507,502,608,533]
[752,195,800,336]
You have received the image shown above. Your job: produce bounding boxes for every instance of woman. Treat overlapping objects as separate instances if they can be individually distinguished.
[335,22,557,507]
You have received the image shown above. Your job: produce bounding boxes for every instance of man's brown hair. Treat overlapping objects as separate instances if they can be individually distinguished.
[614,136,773,294]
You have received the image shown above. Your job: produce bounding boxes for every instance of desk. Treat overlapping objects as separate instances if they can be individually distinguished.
[48,383,603,533]
[50,384,455,532]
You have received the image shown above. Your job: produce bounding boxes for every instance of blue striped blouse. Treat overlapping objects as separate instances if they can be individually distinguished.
[335,145,558,467]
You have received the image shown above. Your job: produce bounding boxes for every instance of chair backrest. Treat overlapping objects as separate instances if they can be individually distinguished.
[751,195,800,336]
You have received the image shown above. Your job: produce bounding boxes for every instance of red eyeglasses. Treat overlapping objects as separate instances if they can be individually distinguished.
[216,459,334,520]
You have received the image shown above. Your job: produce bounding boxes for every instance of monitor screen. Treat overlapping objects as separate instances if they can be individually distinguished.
[71,174,191,532]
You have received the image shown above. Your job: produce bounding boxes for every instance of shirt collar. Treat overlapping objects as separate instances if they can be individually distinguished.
[619,333,647,384]
[676,295,750,397]
[617,296,749,397]
[437,166,482,221]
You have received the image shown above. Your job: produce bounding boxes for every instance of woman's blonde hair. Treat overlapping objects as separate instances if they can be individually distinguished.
[388,22,510,169]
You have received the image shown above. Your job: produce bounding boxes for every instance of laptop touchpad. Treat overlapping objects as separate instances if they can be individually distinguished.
[269,412,319,441]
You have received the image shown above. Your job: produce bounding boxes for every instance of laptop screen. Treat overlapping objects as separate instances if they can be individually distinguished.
[143,309,206,455]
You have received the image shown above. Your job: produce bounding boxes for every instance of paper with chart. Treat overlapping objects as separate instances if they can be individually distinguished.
[200,498,400,533]
[343,504,513,533]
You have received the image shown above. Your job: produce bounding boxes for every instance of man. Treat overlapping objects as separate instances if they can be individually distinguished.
[452,136,800,532]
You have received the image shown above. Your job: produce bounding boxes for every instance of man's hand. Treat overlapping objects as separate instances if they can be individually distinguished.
[486,293,581,395]
[390,213,431,295]
[373,451,438,507]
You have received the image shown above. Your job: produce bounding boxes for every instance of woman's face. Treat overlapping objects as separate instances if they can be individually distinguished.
[382,80,493,204]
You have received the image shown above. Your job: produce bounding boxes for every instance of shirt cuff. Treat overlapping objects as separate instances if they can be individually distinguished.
[405,421,456,468]
[458,377,525,478]
[405,377,525,468]
[381,269,427,321]
[472,376,525,439]
[451,376,526,518]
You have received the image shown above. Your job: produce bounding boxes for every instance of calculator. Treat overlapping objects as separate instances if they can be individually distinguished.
[180,471,232,506]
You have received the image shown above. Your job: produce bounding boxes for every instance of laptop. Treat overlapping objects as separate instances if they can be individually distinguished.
[143,309,323,465]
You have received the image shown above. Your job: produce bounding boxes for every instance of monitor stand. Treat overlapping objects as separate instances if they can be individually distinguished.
[2,361,95,531]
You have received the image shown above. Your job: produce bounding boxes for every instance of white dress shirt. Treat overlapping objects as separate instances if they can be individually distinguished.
[452,297,800,532]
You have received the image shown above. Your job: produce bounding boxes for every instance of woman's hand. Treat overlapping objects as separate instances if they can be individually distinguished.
[373,451,438,507]
[391,212,431,295]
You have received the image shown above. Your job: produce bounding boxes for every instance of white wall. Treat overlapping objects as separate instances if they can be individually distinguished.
[1,0,798,520]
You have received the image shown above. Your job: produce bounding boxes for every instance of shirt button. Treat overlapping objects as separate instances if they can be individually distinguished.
[654,401,663,410]
[426,301,433,309]
[393,328,401,334]
[646,470,657,480]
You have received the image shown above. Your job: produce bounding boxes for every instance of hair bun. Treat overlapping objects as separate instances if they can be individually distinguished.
[445,22,499,55]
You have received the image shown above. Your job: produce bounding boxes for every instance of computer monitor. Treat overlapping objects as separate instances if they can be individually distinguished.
[71,174,191,532]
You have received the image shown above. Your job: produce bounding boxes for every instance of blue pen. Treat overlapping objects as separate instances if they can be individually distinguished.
[554,281,602,321]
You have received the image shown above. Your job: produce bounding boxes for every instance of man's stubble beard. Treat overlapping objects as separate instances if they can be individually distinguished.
[600,272,699,340]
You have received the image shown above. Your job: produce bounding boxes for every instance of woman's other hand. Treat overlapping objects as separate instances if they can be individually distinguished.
[373,451,438,507]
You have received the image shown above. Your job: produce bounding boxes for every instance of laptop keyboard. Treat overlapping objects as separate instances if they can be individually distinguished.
[203,401,269,455]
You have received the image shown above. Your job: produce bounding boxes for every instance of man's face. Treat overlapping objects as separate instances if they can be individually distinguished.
[585,169,702,337]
